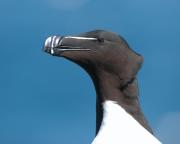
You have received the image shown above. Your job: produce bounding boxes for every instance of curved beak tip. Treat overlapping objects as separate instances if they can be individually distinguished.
[43,36,61,54]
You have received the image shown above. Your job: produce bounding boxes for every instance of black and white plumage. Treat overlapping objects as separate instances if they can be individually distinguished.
[43,30,161,144]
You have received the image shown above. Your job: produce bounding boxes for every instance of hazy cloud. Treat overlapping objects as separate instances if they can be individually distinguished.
[47,0,90,10]
[155,112,180,144]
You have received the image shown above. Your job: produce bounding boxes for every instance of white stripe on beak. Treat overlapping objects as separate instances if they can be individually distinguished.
[50,36,56,54]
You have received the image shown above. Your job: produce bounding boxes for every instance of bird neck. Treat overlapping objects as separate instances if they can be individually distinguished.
[91,70,153,135]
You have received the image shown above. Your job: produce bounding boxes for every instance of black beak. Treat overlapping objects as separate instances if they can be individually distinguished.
[43,36,93,56]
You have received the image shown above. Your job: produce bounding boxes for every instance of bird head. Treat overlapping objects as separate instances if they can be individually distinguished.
[43,30,143,87]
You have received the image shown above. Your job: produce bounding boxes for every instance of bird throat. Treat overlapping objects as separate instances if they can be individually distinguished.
[94,75,153,135]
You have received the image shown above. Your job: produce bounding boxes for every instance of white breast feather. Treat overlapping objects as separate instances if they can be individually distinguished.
[91,100,161,144]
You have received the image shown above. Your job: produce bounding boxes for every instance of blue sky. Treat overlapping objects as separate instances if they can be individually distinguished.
[0,0,180,143]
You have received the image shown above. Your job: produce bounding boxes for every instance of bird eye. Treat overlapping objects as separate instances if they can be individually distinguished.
[97,38,104,43]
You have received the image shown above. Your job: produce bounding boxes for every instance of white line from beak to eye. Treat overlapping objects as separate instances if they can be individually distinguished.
[64,36,98,40]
